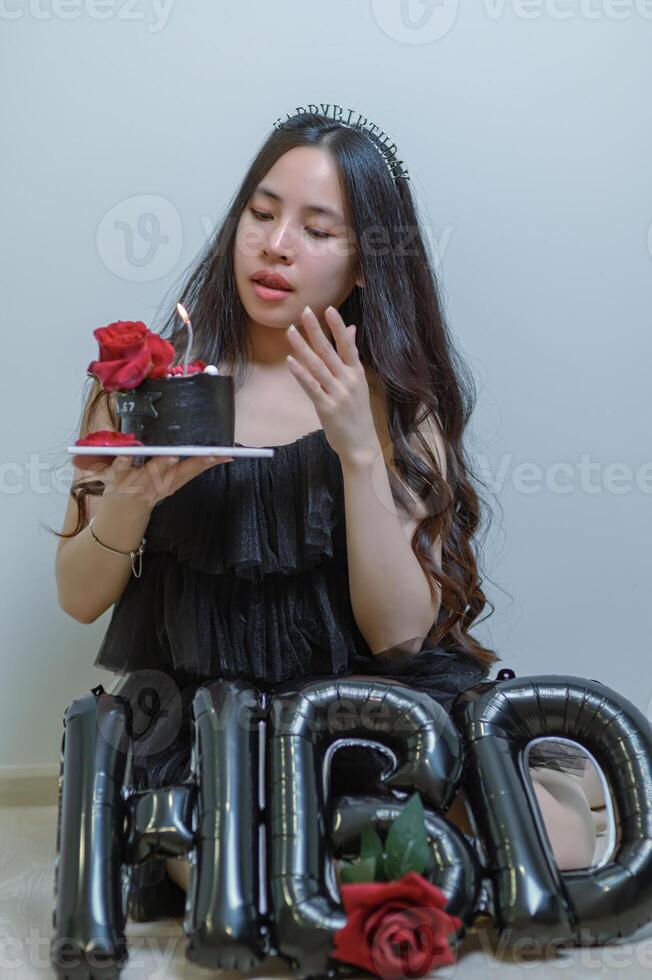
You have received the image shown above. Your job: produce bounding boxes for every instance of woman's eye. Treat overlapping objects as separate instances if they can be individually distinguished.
[249,208,331,240]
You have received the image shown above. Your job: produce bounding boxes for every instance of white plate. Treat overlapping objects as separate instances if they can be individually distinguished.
[67,445,274,458]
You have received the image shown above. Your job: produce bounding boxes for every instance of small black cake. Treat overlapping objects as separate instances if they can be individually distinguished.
[115,372,235,447]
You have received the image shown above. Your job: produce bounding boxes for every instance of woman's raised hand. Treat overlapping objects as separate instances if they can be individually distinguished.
[71,452,234,509]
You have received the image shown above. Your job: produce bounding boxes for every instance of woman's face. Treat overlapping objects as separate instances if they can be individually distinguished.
[233,146,362,335]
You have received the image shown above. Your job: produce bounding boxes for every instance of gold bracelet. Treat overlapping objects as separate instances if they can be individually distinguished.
[88,517,146,579]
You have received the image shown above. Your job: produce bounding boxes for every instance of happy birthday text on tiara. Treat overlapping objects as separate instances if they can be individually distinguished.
[272,104,409,181]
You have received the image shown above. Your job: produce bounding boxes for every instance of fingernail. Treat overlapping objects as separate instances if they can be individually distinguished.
[168,456,179,463]
[288,324,297,333]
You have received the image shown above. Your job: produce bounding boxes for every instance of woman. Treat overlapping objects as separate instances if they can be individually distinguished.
[51,109,601,916]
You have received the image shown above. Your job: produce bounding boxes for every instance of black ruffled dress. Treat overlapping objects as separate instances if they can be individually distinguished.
[93,427,585,917]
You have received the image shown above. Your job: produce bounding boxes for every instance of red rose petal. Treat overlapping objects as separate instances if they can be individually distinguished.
[371,908,456,978]
[93,321,151,360]
[72,430,145,472]
[87,346,153,391]
[75,430,144,447]
[166,359,207,376]
[146,332,176,378]
[333,874,461,978]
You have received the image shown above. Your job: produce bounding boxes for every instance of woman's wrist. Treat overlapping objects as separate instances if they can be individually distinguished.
[339,444,380,474]
[91,490,153,554]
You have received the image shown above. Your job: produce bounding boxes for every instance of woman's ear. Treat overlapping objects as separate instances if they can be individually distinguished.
[353,256,364,290]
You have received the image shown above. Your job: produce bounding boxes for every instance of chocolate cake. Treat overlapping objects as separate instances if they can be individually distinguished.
[115,372,234,447]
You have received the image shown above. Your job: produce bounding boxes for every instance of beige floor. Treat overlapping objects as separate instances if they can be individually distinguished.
[2,803,652,980]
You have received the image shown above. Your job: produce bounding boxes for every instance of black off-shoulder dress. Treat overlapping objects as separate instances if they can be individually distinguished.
[93,427,585,917]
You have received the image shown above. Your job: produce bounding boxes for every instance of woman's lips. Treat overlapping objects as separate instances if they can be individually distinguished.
[251,280,294,301]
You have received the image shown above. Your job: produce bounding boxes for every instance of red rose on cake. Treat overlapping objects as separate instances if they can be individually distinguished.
[87,320,177,391]
[71,430,145,470]
[166,360,207,376]
[94,320,150,360]
[74,431,144,448]
[79,316,229,450]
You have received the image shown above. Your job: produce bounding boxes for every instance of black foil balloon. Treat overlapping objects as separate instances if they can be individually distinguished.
[52,680,271,977]
[125,784,196,864]
[183,679,269,970]
[265,674,467,979]
[451,672,652,947]
[51,672,652,979]
[51,688,130,977]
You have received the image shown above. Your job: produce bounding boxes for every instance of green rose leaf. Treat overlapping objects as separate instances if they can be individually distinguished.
[338,855,377,884]
[359,823,384,872]
[383,791,430,880]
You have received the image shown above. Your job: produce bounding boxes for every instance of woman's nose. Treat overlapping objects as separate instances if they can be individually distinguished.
[266,221,296,257]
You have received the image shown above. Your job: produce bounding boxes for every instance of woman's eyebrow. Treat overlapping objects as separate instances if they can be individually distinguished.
[254,184,343,222]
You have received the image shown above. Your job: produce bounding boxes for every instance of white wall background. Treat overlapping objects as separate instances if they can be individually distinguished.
[2,0,650,770]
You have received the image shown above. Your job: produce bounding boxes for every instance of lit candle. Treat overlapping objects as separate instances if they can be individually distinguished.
[175,303,220,376]
[176,302,193,376]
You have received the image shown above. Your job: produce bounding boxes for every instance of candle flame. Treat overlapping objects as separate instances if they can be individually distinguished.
[176,302,191,326]
[176,302,193,376]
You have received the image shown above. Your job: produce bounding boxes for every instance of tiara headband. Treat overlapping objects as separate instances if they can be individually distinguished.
[272,104,409,183]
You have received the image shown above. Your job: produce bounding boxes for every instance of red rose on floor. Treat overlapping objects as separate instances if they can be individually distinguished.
[74,431,144,447]
[165,360,207,376]
[332,872,462,979]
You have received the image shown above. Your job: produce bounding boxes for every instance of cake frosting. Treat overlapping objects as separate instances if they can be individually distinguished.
[116,369,234,446]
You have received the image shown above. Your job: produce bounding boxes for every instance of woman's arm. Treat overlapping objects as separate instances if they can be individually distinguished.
[342,412,445,657]
[56,451,231,623]
[55,393,155,624]
[56,487,154,623]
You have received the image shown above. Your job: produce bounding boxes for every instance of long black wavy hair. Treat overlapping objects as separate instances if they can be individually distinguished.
[45,110,501,671]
